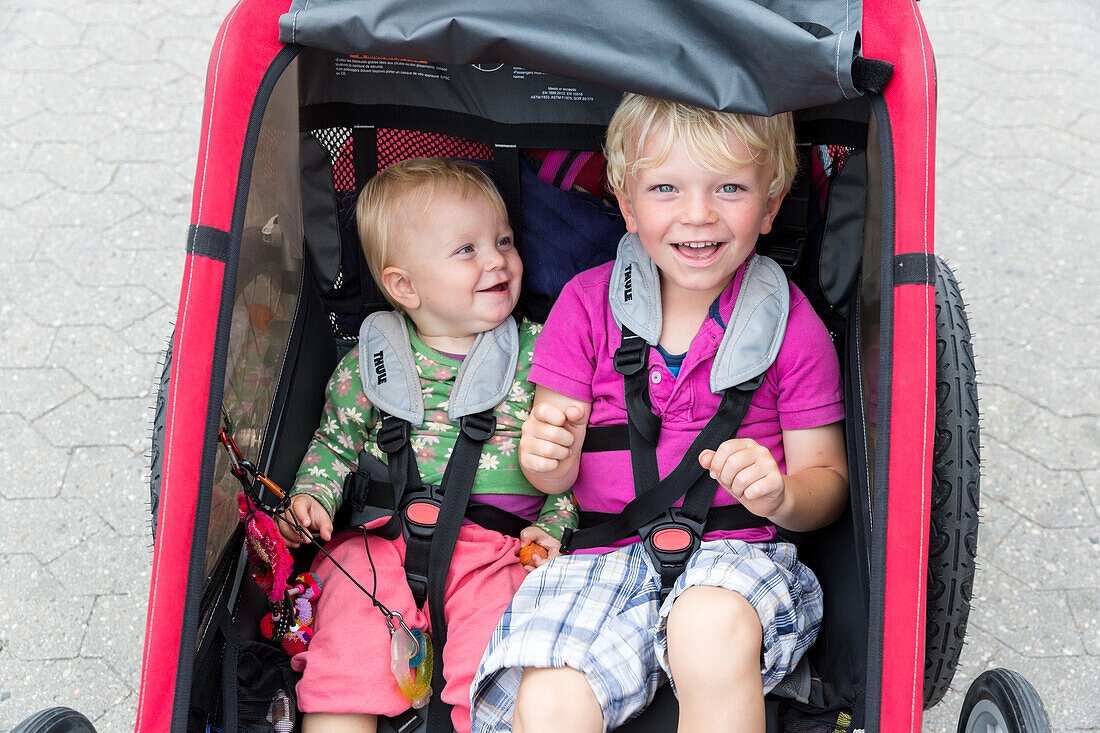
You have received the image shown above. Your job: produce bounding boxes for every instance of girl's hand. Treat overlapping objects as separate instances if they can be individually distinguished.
[699,439,786,519]
[518,525,562,572]
[279,494,334,548]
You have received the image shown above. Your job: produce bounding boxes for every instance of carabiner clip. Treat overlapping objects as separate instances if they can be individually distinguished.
[386,611,432,707]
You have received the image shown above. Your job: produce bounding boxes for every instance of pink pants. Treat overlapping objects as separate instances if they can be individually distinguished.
[291,524,526,733]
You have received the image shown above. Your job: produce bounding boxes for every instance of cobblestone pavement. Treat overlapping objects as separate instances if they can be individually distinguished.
[0,0,1096,731]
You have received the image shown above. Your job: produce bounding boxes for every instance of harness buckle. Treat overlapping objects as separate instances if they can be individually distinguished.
[377,416,411,454]
[400,486,443,541]
[460,412,496,442]
[613,333,648,376]
[639,509,704,601]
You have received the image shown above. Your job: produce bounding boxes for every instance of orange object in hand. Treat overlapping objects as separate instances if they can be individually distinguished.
[519,542,549,567]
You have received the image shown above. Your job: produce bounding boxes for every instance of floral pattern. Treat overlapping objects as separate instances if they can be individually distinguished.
[290,318,577,538]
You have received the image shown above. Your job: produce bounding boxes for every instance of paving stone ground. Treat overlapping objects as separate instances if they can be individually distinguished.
[0,0,1096,731]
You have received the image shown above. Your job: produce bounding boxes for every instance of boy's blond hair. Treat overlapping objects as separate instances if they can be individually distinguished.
[605,94,797,200]
[356,157,508,308]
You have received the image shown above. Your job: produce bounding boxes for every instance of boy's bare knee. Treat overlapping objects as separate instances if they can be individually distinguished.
[667,586,762,681]
[669,586,761,642]
[513,667,603,733]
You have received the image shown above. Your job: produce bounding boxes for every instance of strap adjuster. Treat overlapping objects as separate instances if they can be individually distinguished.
[559,526,575,554]
[342,467,371,512]
[377,415,410,454]
[614,334,648,376]
[460,412,496,442]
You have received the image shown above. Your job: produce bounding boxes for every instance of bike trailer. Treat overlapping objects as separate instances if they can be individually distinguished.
[13,1,1050,732]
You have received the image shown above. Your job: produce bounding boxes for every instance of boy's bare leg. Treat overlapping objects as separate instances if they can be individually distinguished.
[302,712,379,733]
[513,667,603,733]
[666,586,765,733]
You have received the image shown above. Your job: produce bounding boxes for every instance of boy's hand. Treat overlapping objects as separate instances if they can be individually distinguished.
[279,494,334,549]
[518,525,562,572]
[519,401,587,479]
[699,439,786,519]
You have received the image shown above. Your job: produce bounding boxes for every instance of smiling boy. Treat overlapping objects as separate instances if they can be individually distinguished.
[471,96,848,733]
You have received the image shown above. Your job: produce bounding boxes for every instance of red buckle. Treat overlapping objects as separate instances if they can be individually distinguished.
[651,527,692,553]
[404,500,440,528]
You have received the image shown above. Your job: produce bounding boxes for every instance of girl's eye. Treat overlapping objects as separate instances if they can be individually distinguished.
[456,245,475,255]
[497,237,513,249]
[720,184,742,194]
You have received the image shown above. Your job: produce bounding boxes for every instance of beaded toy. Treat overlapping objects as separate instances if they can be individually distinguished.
[238,493,323,655]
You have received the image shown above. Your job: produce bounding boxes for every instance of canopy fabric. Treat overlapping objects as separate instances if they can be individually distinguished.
[279,0,865,115]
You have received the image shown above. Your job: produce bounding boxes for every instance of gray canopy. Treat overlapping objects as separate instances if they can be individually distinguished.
[279,0,866,116]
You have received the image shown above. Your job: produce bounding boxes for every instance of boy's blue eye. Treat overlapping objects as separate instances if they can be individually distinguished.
[655,184,675,193]
[720,184,742,194]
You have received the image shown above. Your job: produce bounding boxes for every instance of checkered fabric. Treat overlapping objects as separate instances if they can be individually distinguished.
[471,539,823,731]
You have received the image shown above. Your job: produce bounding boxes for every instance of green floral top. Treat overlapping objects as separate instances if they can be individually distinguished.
[291,316,577,539]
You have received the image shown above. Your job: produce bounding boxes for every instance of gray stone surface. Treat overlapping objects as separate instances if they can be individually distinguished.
[0,1,230,729]
[920,0,1100,729]
[0,0,1095,731]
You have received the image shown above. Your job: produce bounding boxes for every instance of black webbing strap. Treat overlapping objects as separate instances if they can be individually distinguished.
[353,410,498,730]
[339,465,529,540]
[579,503,771,535]
[616,328,661,445]
[581,422,630,452]
[374,415,436,608]
[424,410,496,732]
[374,415,420,542]
[561,388,756,552]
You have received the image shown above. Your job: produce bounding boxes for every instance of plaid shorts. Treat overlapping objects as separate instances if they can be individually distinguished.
[470,539,822,732]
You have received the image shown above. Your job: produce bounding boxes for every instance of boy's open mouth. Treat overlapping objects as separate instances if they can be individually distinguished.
[672,241,724,260]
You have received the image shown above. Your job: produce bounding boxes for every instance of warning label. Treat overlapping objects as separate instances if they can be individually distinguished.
[512,67,545,80]
[335,57,451,81]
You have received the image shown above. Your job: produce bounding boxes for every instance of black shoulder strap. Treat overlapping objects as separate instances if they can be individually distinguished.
[424,410,496,732]
[562,388,759,552]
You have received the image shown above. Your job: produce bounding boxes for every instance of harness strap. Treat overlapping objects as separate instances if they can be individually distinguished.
[578,503,771,534]
[561,388,756,553]
[425,409,495,732]
[360,409,496,731]
[562,323,769,601]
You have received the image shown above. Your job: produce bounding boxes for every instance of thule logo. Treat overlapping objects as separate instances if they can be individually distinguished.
[623,264,633,302]
[373,350,388,384]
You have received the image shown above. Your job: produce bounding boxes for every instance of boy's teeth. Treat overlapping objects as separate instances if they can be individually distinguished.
[678,242,716,248]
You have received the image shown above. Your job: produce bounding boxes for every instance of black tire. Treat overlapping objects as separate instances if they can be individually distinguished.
[925,256,981,708]
[149,337,172,539]
[957,669,1050,733]
[11,707,97,733]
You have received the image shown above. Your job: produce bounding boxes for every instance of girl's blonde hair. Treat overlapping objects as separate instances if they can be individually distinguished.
[605,94,797,200]
[356,157,508,308]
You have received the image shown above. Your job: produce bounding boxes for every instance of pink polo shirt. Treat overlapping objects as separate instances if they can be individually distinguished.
[529,258,845,551]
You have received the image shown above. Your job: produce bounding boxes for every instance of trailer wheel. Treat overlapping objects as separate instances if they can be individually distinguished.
[957,669,1050,733]
[12,707,97,733]
[924,256,981,709]
[149,337,172,539]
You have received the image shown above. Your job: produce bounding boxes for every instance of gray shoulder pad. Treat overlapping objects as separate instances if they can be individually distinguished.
[608,233,663,345]
[711,255,790,393]
[449,316,520,421]
[358,311,424,425]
